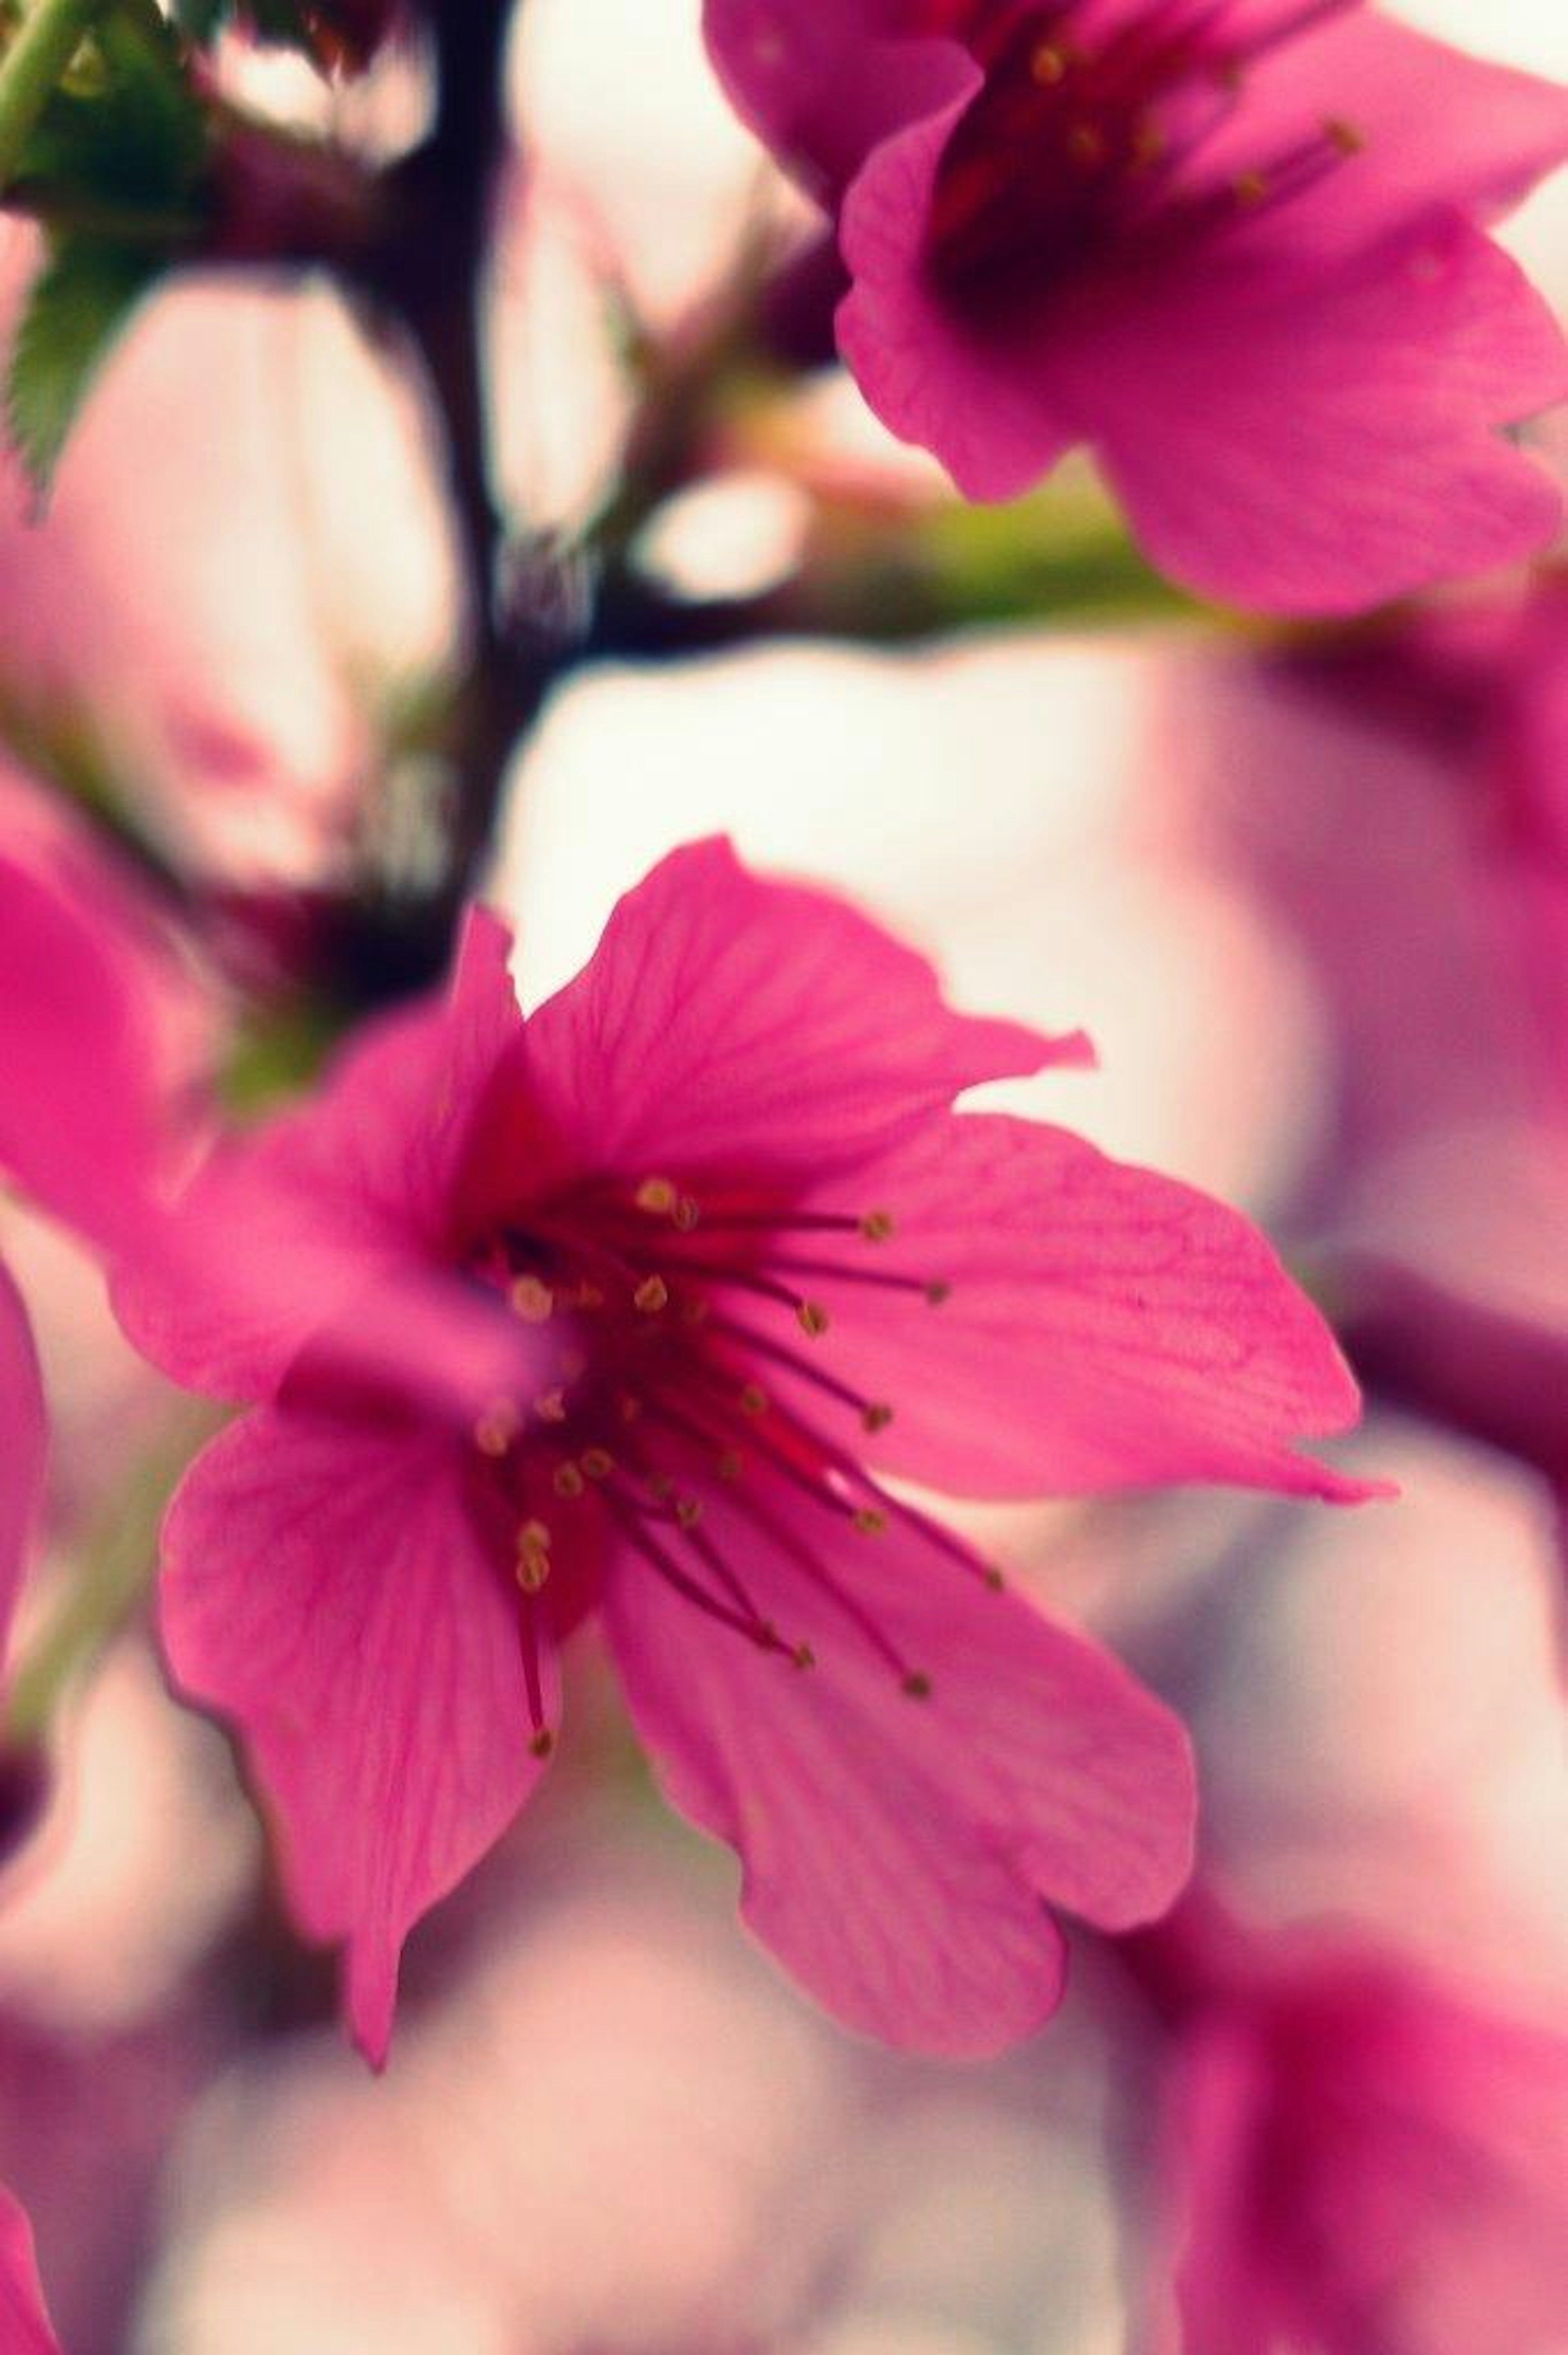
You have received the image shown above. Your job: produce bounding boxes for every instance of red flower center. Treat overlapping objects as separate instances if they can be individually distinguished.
[464,1175,1000,1753]
[924,0,1364,317]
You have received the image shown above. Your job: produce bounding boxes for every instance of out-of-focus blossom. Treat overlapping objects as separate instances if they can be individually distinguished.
[122,837,1376,2062]
[704,0,1568,611]
[0,226,458,899]
[1133,1902,1568,2355]
[0,2184,58,2355]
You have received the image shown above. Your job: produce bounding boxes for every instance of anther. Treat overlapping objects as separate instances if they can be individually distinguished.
[861,1403,894,1435]
[510,1275,554,1323]
[740,1384,768,1418]
[902,1671,933,1700]
[673,1195,701,1231]
[529,1728,555,1759]
[675,1496,704,1529]
[925,1281,951,1307]
[1233,167,1271,206]
[581,1448,615,1482]
[1030,39,1067,84]
[618,1393,643,1424]
[534,1389,568,1425]
[796,1300,830,1339]
[573,1282,606,1311]
[1323,115,1363,154]
[984,1566,1007,1592]
[474,1400,520,1457]
[515,1521,553,1593]
[681,1295,710,1326]
[852,1508,887,1537]
[553,1462,586,1499]
[859,1210,895,1242]
[717,1449,744,1483]
[634,1177,678,1215]
[792,1643,816,1671]
[634,1274,670,1314]
[1067,121,1106,167]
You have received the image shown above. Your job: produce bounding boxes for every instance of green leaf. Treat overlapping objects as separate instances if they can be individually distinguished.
[4,234,160,488]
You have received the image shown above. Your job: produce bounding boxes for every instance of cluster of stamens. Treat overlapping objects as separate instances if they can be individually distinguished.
[466,1173,1006,1758]
[924,0,1367,309]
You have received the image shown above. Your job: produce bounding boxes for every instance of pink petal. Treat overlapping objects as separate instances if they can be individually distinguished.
[771,1113,1376,1501]
[837,91,1076,501]
[0,2185,59,2355]
[602,1468,1192,2052]
[159,1402,560,2064]
[523,837,1076,1183]
[115,905,530,1409]
[1194,13,1568,248]
[704,0,971,207]
[0,1261,45,1681]
[0,855,167,1251]
[1076,214,1567,615]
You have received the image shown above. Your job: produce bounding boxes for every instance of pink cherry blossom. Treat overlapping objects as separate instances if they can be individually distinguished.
[1138,1907,1568,2355]
[0,2184,60,2355]
[124,838,1374,2063]
[704,0,1568,612]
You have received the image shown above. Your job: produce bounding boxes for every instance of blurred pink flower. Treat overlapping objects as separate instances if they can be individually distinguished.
[705,0,1568,611]
[127,838,1372,2063]
[1137,1906,1568,2355]
[0,2184,59,2355]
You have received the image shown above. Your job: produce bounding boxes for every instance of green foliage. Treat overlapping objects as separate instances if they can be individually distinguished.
[2,0,208,488]
[4,234,158,484]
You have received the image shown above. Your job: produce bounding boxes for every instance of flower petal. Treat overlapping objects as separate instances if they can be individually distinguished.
[602,1465,1192,2051]
[704,0,971,207]
[116,905,531,1410]
[0,2185,59,2355]
[523,837,1075,1183]
[159,1401,559,2063]
[1076,214,1567,615]
[0,1262,45,1682]
[769,1113,1376,1501]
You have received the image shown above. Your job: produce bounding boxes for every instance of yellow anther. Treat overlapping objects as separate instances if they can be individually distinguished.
[581,1448,615,1482]
[473,1399,520,1457]
[925,1281,951,1307]
[862,1403,894,1435]
[573,1282,605,1312]
[515,1521,553,1593]
[1323,115,1364,155]
[673,1195,701,1231]
[859,1210,895,1242]
[983,1566,1007,1593]
[902,1670,933,1700]
[680,1295,710,1326]
[649,1472,675,1502]
[1030,40,1067,84]
[634,1177,678,1215]
[634,1274,670,1314]
[553,1461,586,1499]
[717,1448,744,1483]
[1067,121,1106,167]
[534,1389,568,1425]
[675,1496,704,1529]
[529,1728,555,1759]
[853,1508,887,1537]
[1232,167,1270,206]
[740,1384,768,1418]
[792,1643,816,1671]
[797,1300,830,1339]
[510,1275,554,1323]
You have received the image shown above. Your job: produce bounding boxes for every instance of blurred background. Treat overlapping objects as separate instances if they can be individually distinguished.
[2,0,1567,2348]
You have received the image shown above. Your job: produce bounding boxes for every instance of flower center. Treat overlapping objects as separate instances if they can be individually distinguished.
[465,1174,1003,1753]
[924,0,1364,317]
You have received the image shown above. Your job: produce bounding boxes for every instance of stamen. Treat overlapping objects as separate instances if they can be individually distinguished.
[796,1300,831,1339]
[706,1312,891,1433]
[553,1461,586,1499]
[534,1389,568,1425]
[634,1177,678,1215]
[1030,38,1067,85]
[510,1275,554,1323]
[581,1447,615,1481]
[474,1398,520,1456]
[902,1671,933,1700]
[633,1274,670,1314]
[515,1520,553,1594]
